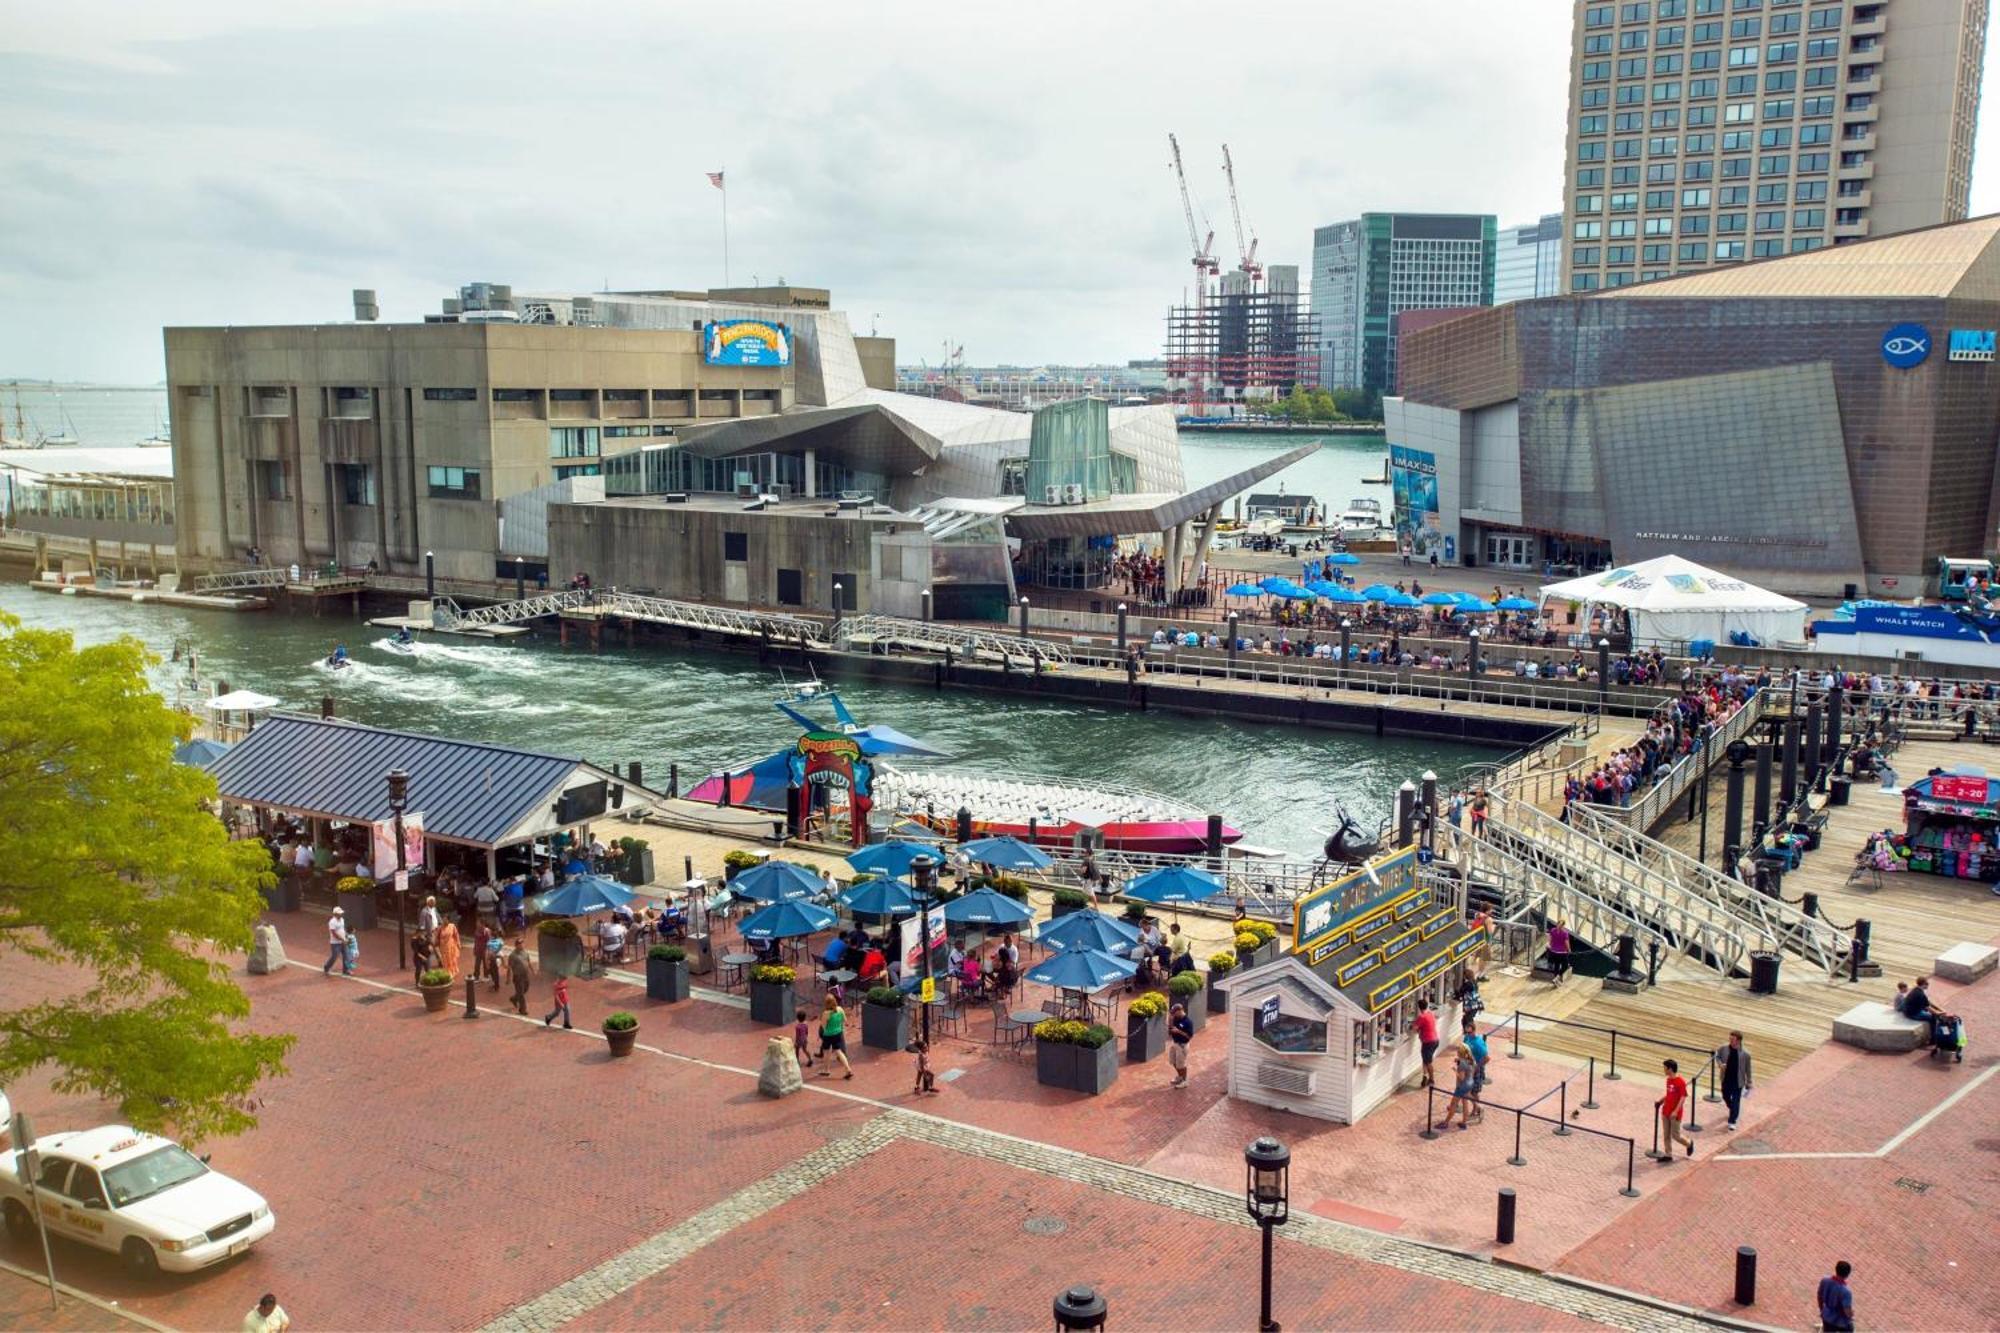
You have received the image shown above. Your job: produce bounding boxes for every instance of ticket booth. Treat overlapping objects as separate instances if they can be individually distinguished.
[1212,848,1481,1125]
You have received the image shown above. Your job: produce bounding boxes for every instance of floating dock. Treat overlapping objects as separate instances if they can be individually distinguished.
[29,577,267,612]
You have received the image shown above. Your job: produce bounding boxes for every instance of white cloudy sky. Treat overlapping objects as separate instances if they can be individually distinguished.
[7,0,2000,382]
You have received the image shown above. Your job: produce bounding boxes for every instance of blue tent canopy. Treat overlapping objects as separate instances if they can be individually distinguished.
[957,835,1054,870]
[729,860,822,904]
[1324,586,1368,604]
[1124,864,1224,905]
[1419,590,1461,606]
[739,899,837,941]
[1258,576,1293,594]
[1036,909,1141,952]
[1024,940,1138,993]
[942,886,1036,926]
[1454,598,1498,614]
[533,874,636,917]
[846,840,937,878]
[839,877,919,917]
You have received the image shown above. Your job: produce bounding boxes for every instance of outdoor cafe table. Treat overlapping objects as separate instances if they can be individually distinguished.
[918,992,961,1037]
[817,968,857,1001]
[999,1007,1048,1050]
[720,952,758,991]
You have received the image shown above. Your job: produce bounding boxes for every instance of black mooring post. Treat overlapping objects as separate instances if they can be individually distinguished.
[1779,717,1801,809]
[1804,700,1824,790]
[1752,740,1774,841]
[1496,1189,1517,1246]
[1116,603,1129,653]
[1733,1246,1757,1307]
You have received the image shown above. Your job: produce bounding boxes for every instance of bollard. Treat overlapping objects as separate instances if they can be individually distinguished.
[463,974,479,1019]
[1116,603,1128,653]
[666,762,677,798]
[1395,781,1417,848]
[1854,918,1872,965]
[921,588,932,623]
[1496,1188,1516,1246]
[1582,1055,1599,1110]
[1507,1111,1527,1167]
[1554,1078,1572,1135]
[515,557,526,601]
[425,550,435,600]
[1733,1246,1757,1307]
[1801,890,1819,921]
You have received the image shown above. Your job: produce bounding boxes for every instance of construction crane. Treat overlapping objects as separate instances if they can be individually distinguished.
[1221,143,1262,285]
[1167,132,1219,416]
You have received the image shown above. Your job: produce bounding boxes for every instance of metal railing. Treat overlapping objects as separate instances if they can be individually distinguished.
[838,614,1067,666]
[1439,824,1670,969]
[1589,690,1775,832]
[1569,803,1852,978]
[431,588,590,628]
[191,567,291,592]
[597,591,829,644]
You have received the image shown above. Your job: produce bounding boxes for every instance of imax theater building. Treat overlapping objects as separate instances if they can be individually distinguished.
[1385,216,2000,598]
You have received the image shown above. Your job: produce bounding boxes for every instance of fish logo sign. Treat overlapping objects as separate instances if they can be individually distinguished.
[1882,324,1931,369]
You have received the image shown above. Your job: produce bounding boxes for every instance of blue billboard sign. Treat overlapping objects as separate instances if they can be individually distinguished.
[1881,323,1931,369]
[1949,329,1997,363]
[703,320,792,367]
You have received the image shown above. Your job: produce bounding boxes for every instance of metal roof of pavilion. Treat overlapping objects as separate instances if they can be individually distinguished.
[1002,442,1319,538]
[206,714,656,848]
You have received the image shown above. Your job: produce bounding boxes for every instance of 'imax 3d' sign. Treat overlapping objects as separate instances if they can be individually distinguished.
[1949,329,1997,363]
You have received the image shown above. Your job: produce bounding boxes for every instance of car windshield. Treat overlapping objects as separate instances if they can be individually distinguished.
[102,1145,208,1208]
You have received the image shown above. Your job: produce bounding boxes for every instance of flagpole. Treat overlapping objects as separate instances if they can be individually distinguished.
[721,170,730,288]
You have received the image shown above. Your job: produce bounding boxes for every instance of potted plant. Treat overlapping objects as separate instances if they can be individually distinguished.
[722,849,761,882]
[616,836,654,887]
[1206,952,1237,1013]
[1234,929,1263,968]
[1241,918,1282,966]
[334,875,378,930]
[1169,971,1206,1033]
[417,967,455,1013]
[862,985,911,1050]
[646,943,689,1003]
[536,917,583,976]
[1120,900,1150,924]
[1051,887,1090,919]
[1126,991,1168,1063]
[748,963,795,1026]
[1034,1019,1119,1094]
[603,1011,639,1057]
[990,875,1030,901]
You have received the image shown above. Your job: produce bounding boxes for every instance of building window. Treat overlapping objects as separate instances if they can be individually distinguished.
[553,464,600,480]
[422,387,477,402]
[427,466,482,499]
[492,389,537,402]
[1572,273,1601,291]
[999,458,1029,496]
[255,460,288,501]
[775,569,804,606]
[337,463,375,506]
[724,532,748,562]
[1716,240,1746,259]
[551,426,600,459]
[549,389,591,403]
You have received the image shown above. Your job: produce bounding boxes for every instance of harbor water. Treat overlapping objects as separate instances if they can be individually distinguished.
[0,580,1478,858]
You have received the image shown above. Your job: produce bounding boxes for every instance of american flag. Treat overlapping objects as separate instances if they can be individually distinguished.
[706,171,725,190]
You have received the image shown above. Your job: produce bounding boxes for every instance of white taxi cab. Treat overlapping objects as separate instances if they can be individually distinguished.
[0,1125,275,1274]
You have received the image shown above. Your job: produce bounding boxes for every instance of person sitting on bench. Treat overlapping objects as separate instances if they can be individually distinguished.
[1904,975,1936,1039]
[820,934,848,971]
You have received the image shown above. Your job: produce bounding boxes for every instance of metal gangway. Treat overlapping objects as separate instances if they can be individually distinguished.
[1436,821,1668,981]
[430,589,590,629]
[191,567,291,593]
[1482,790,1767,978]
[836,614,1068,667]
[426,588,830,644]
[1589,690,1775,832]
[1568,803,1852,978]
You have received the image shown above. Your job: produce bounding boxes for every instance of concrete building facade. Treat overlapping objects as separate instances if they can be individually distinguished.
[1311,213,1497,395]
[1561,0,1988,293]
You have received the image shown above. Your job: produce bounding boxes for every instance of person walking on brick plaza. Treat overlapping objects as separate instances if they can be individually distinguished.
[543,970,572,1029]
[418,894,440,940]
[1464,1020,1490,1120]
[1168,1003,1195,1088]
[1715,1030,1754,1130]
[474,920,501,990]
[816,993,853,1080]
[436,916,462,980]
[241,1292,291,1333]
[1444,1043,1476,1129]
[409,929,435,988]
[1656,1058,1693,1159]
[507,941,535,1015]
[323,906,351,975]
[1816,1259,1855,1332]
[1545,919,1572,984]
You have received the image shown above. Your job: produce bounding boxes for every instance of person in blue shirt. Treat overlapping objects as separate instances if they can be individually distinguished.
[821,935,848,970]
[1816,1260,1854,1332]
[1464,1021,1490,1122]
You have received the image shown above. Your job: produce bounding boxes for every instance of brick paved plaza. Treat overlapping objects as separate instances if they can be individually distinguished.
[0,906,1992,1331]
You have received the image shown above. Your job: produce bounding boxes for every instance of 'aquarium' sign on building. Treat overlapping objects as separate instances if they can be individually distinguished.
[703,319,792,367]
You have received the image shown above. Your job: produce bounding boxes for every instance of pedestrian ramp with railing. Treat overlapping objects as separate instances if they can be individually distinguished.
[191,567,292,593]
[836,614,1067,667]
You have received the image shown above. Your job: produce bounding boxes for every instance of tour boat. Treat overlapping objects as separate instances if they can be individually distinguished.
[1337,497,1385,540]
[685,689,1242,855]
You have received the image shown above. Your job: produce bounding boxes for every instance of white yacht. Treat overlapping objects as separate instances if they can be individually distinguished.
[1337,497,1385,540]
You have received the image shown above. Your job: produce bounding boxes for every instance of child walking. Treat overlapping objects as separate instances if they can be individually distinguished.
[793,1007,815,1070]
[912,1037,936,1095]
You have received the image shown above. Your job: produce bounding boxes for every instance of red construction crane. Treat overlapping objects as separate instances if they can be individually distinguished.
[1168,132,1219,415]
[1221,143,1262,285]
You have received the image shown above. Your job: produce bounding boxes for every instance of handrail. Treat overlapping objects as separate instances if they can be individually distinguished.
[1438,822,1671,966]
[839,614,1066,665]
[1589,690,1774,832]
[191,567,290,592]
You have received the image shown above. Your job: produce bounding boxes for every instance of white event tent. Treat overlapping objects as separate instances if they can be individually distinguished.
[1537,554,1809,648]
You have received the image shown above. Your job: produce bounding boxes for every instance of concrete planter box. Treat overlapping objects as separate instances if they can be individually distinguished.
[1255,941,1281,967]
[262,879,303,913]
[618,849,655,888]
[537,933,583,978]
[1051,898,1088,920]
[604,1022,639,1058]
[1036,1038,1120,1094]
[418,981,453,1013]
[748,979,795,1027]
[645,955,689,1003]
[1236,945,1260,970]
[1126,1013,1166,1063]
[1180,992,1208,1033]
[336,890,378,931]
[1206,984,1231,1015]
[862,1000,912,1051]
[1035,1036,1070,1088]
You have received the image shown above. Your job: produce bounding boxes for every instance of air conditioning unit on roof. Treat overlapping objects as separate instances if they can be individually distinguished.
[1061,483,1085,505]
[1043,484,1062,505]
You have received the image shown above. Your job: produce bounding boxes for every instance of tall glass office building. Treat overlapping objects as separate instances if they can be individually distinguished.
[1560,0,1988,292]
[1311,213,1498,394]
[1495,215,1566,302]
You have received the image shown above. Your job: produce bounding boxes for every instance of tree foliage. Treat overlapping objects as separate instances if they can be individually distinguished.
[0,614,291,1142]
[1271,386,1382,424]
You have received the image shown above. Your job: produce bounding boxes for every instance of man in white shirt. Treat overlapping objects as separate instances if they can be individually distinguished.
[599,918,627,961]
[474,881,499,924]
[417,895,441,938]
[242,1294,290,1333]
[292,842,313,871]
[323,908,349,975]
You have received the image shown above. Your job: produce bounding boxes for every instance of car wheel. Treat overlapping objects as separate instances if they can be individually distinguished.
[121,1237,159,1276]
[2,1200,29,1241]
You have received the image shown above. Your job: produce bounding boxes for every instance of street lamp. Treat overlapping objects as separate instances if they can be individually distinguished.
[911,853,939,1046]
[387,768,410,969]
[1244,1136,1290,1332]
[1053,1285,1107,1332]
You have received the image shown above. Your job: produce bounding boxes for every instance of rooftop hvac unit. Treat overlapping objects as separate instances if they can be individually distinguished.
[837,497,863,510]
[1044,484,1062,505]
[770,482,794,498]
[737,482,758,498]
[442,298,463,315]
[352,289,378,322]
[1061,483,1085,505]
[663,493,689,504]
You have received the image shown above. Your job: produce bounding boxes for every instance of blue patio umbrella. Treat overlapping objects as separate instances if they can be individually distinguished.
[1123,864,1224,906]
[1324,586,1368,604]
[1361,583,1400,600]
[958,834,1054,870]
[739,898,837,942]
[1226,582,1264,597]
[729,860,822,904]
[1037,909,1141,952]
[1258,576,1293,594]
[171,737,231,768]
[1327,552,1361,565]
[839,877,919,918]
[1381,591,1421,608]
[1448,590,1488,606]
[1025,939,1138,993]
[533,874,636,917]
[846,840,936,878]
[1279,584,1316,601]
[942,886,1036,927]
[1420,590,1461,606]
[1496,596,1538,611]
[1454,598,1499,614]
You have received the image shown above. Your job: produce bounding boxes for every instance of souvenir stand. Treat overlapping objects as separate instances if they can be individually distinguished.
[1901,769,2000,882]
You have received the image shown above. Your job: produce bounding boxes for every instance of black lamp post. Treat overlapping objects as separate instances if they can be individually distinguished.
[911,853,938,1046]
[424,549,435,600]
[1245,1136,1290,1333]
[388,768,410,969]
[1053,1285,1107,1332]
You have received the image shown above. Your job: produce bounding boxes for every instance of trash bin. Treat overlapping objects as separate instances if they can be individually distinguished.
[1748,950,1781,995]
[1830,776,1852,807]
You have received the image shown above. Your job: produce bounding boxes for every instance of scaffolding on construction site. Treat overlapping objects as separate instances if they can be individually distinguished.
[1164,283,1321,411]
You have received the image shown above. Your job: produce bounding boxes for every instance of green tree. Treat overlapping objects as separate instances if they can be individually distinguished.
[0,615,290,1142]
[1306,389,1340,422]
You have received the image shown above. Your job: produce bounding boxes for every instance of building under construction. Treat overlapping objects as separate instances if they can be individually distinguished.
[1165,264,1321,411]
